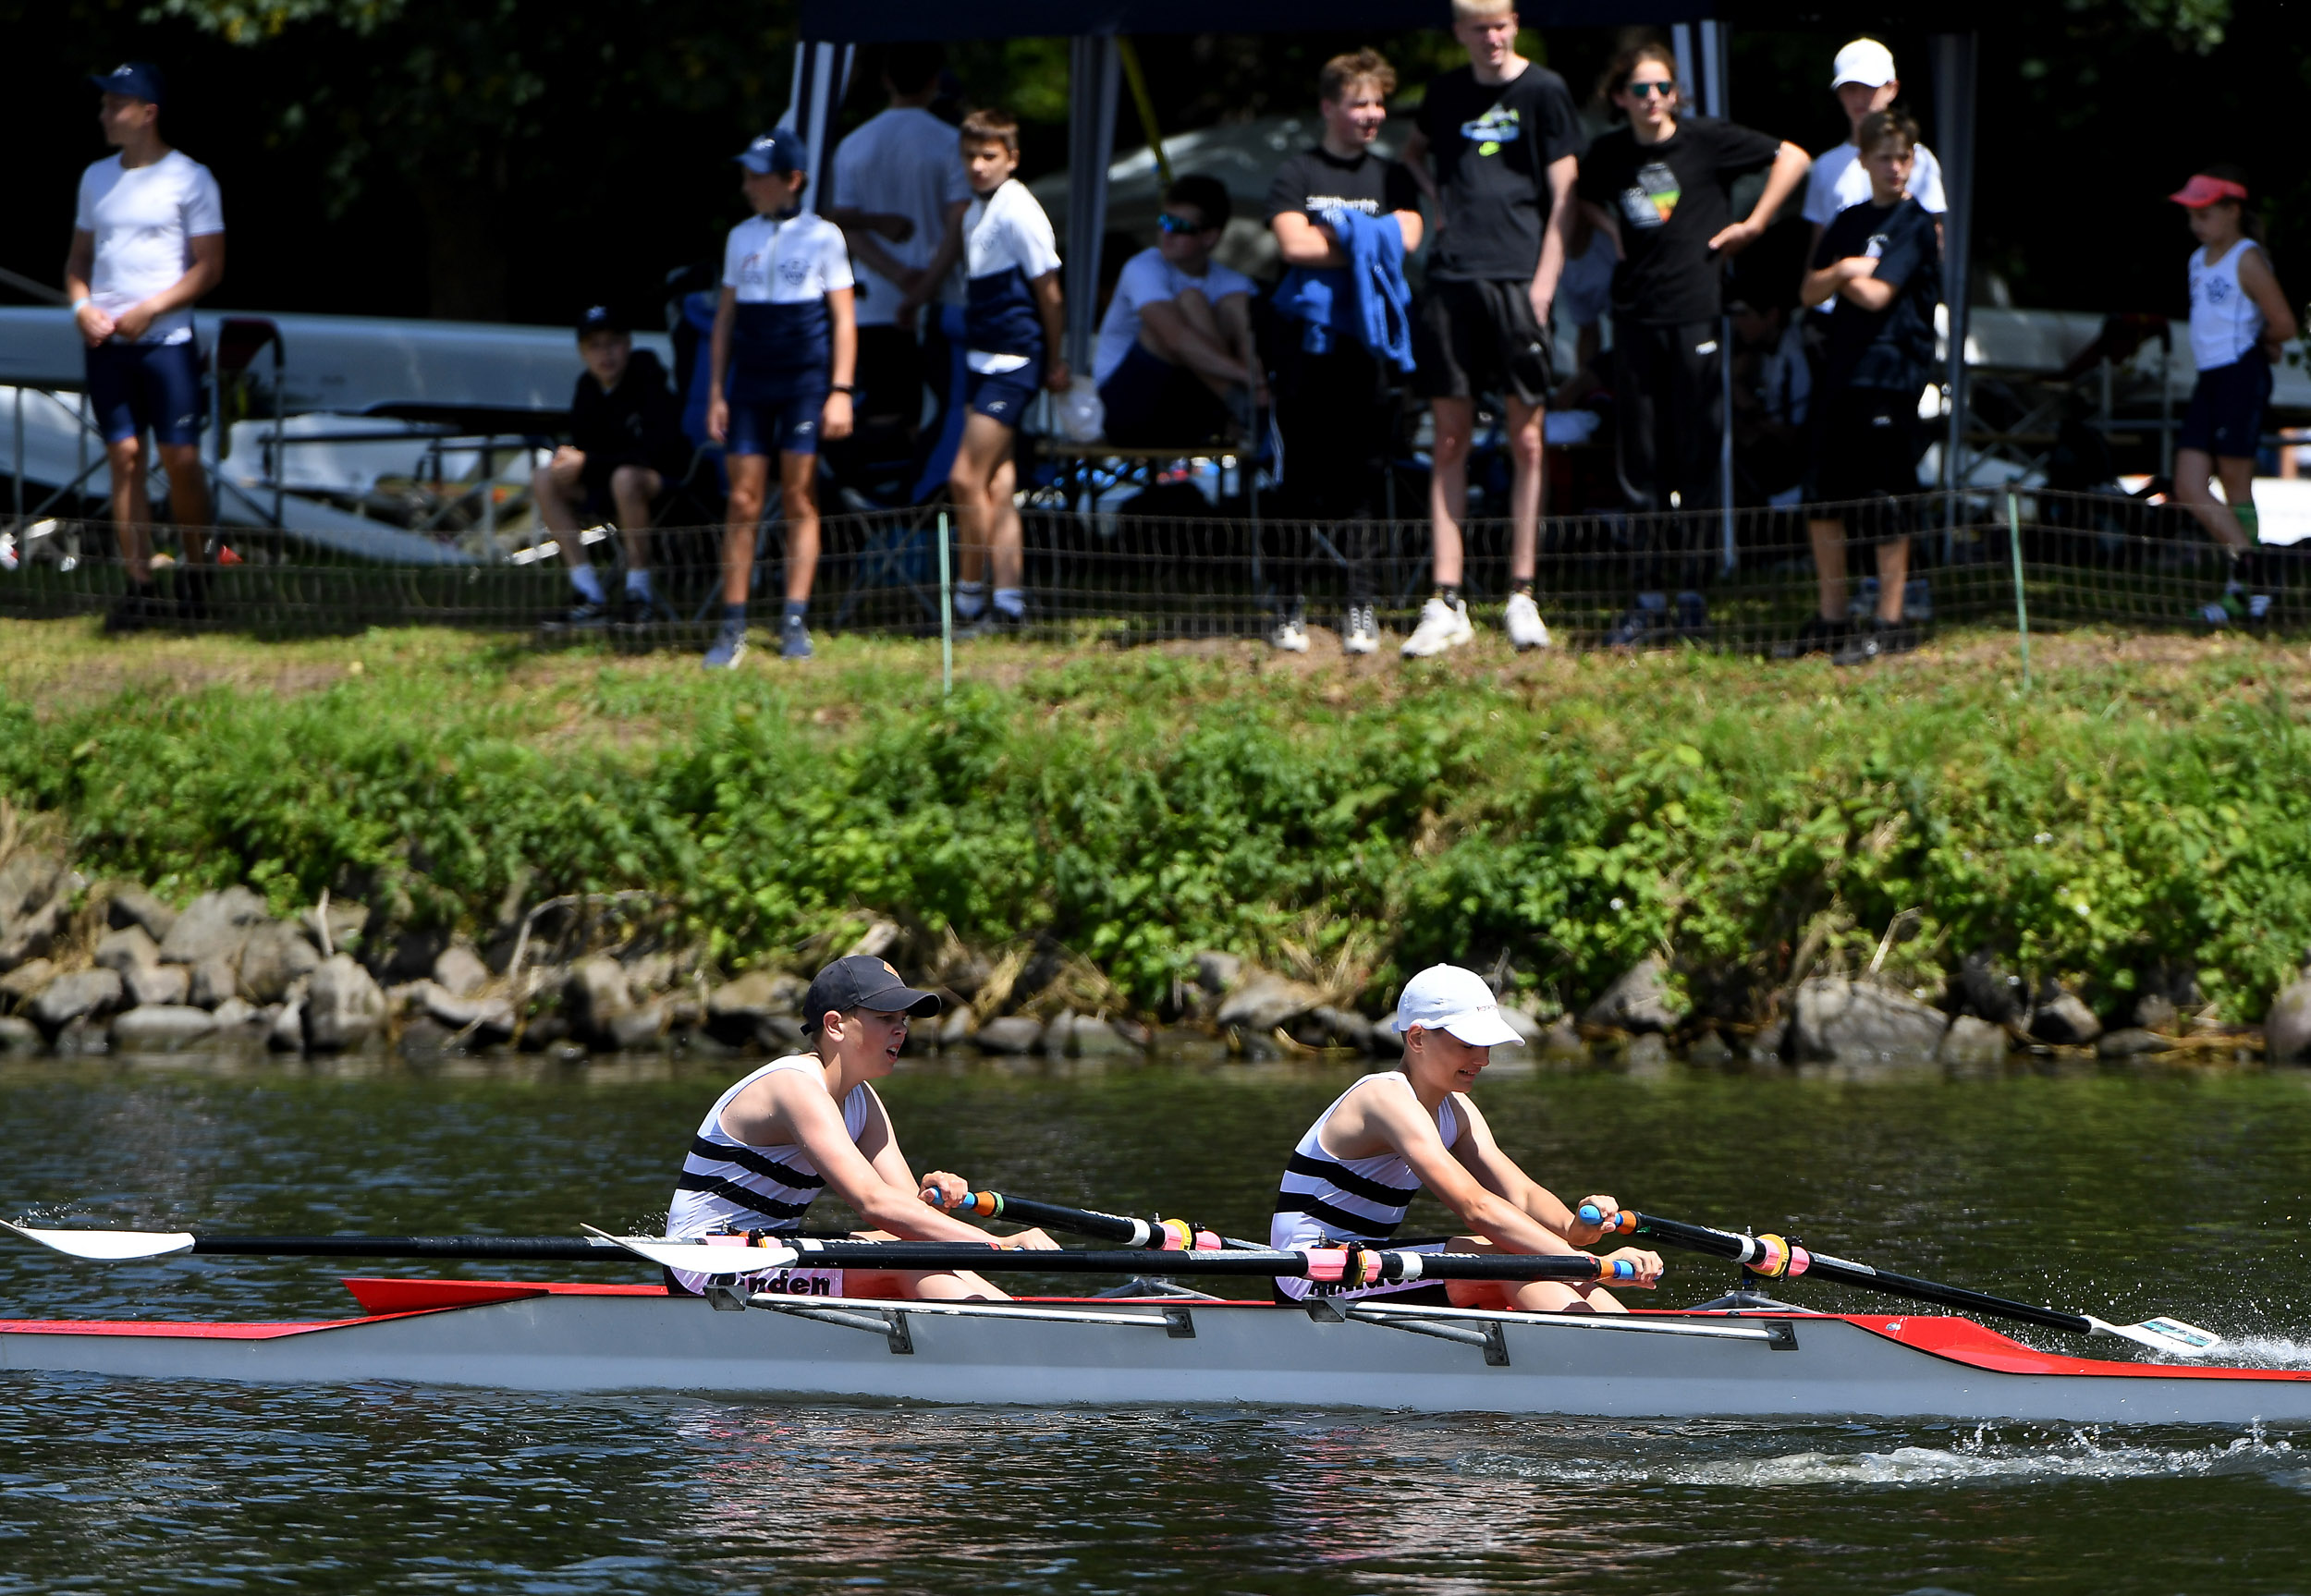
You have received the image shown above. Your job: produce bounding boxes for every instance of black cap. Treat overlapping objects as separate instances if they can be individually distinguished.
[576,304,626,337]
[801,954,941,1034]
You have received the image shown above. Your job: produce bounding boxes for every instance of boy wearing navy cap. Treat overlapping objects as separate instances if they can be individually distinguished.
[704,128,858,667]
[535,305,688,627]
[65,63,226,632]
[666,955,1058,1301]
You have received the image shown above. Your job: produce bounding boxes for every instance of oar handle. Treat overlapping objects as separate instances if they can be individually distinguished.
[942,1189,1224,1252]
[1578,1206,2096,1337]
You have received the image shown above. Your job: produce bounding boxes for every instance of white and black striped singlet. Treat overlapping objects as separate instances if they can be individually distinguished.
[1270,1072,1461,1300]
[666,1055,870,1238]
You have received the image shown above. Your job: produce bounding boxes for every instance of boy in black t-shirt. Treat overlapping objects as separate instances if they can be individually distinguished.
[1264,49,1425,656]
[1574,41,1807,642]
[1400,0,1586,658]
[1798,109,1940,664]
[535,306,690,627]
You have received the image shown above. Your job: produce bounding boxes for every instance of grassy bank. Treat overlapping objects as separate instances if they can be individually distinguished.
[4,620,2309,1025]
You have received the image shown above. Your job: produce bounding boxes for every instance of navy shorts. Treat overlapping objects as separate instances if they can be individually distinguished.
[2178,354,2271,459]
[966,364,1039,426]
[727,391,824,458]
[87,339,204,446]
[1097,341,1232,448]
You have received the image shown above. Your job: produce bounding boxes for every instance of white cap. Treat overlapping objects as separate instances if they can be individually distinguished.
[1388,964,1524,1048]
[1830,38,1897,90]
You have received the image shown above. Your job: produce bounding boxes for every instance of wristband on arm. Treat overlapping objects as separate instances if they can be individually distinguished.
[70,297,92,313]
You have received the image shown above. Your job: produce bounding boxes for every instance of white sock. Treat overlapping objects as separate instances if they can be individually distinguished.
[993,587,1025,618]
[954,580,986,619]
[624,568,653,599]
[569,565,605,603]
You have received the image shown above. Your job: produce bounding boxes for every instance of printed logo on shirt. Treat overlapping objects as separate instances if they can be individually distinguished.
[2199,276,2234,308]
[779,255,813,286]
[1303,193,1382,215]
[1459,103,1522,158]
[1620,164,1680,229]
[1865,233,1889,261]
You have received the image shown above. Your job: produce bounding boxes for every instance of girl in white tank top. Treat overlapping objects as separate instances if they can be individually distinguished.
[2188,238,2265,372]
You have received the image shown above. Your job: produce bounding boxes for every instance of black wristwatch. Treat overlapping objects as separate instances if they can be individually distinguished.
[828,384,856,396]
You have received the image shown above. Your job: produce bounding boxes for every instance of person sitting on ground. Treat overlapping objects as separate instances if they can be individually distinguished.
[703,128,858,668]
[535,305,689,627]
[64,62,225,634]
[2168,164,2298,625]
[947,108,1066,635]
[666,955,1060,1302]
[1091,175,1265,449]
[1400,0,1588,661]
[1264,48,1425,656]
[1802,40,1946,269]
[1269,962,1664,1311]
[1797,109,1941,664]
[1576,40,1809,646]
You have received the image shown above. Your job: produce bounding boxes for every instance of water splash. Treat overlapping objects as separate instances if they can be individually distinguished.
[1456,1421,2299,1489]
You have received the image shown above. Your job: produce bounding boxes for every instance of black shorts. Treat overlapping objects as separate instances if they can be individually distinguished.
[578,455,675,513]
[2177,353,2271,459]
[1809,388,1923,536]
[1412,277,1554,406]
[1097,340,1231,448]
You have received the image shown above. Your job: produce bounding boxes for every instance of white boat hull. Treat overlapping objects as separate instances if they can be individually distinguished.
[6,1285,2308,1425]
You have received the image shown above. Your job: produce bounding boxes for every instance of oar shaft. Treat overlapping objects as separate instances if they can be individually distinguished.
[1584,1207,2095,1337]
[944,1190,1225,1251]
[187,1236,645,1261]
[780,1237,1615,1285]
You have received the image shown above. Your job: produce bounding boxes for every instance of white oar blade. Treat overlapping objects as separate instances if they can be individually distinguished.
[2090,1314,2223,1357]
[579,1225,796,1275]
[1,1219,197,1262]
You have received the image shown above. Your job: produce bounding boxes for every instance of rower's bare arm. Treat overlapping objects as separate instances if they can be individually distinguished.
[1446,1093,1583,1235]
[1354,1086,1583,1260]
[856,1088,1058,1249]
[740,1077,989,1243]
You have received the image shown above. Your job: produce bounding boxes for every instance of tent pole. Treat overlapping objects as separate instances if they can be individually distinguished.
[1933,32,1980,559]
[1700,20,1734,572]
[1063,35,1120,381]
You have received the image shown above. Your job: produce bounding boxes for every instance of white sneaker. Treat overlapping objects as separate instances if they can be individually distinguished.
[1342,604,1379,655]
[1400,595,1473,659]
[1504,591,1551,652]
[1269,611,1311,652]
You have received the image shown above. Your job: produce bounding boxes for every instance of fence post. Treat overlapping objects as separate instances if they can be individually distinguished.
[937,508,952,699]
[2005,486,2031,693]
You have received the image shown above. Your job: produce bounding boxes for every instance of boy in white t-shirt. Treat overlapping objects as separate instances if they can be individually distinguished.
[63,63,225,633]
[1091,174,1264,448]
[703,128,857,668]
[944,108,1065,631]
[1802,40,1945,279]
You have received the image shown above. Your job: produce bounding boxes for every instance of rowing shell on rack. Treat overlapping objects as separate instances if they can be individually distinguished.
[3,1224,2307,1423]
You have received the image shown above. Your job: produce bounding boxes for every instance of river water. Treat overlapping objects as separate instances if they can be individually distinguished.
[5,1047,2311,1594]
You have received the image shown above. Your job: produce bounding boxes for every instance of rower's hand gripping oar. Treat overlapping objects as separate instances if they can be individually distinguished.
[1577,1205,2220,1358]
[930,1188,1243,1252]
[581,1224,1641,1288]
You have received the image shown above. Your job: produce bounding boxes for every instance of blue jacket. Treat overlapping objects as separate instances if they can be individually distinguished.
[1272,207,1413,372]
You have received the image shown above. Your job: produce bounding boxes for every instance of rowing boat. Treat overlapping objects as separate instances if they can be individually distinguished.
[7,1274,2307,1424]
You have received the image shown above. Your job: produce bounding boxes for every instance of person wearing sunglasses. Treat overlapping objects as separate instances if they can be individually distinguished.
[1576,39,1808,646]
[1091,175,1263,449]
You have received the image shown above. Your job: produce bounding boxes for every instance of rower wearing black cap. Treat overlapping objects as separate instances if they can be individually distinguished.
[665,954,1057,1300]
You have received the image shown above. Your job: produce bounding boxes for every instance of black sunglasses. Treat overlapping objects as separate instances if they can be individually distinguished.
[1625,80,1677,99]
[1157,212,1211,235]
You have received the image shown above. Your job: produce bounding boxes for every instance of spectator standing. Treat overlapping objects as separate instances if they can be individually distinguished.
[2169,165,2297,621]
[64,63,224,633]
[535,306,689,627]
[1576,41,1807,643]
[1264,49,1425,655]
[1092,174,1264,448]
[1797,109,1941,664]
[704,129,857,668]
[1400,0,1586,659]
[1802,40,1945,261]
[947,109,1066,633]
[825,44,970,472]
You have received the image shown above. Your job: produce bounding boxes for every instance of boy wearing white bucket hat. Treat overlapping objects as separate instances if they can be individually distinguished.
[1267,963,1663,1310]
[1803,39,1946,264]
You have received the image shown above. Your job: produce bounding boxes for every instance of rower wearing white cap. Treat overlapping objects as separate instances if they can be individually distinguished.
[1268,963,1663,1311]
[666,953,1057,1301]
[1803,38,1946,271]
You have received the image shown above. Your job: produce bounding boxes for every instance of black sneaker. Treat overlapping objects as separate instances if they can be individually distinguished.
[1673,590,1708,635]
[1835,616,1915,666]
[555,600,612,629]
[618,591,670,628]
[175,565,212,625]
[102,583,158,635]
[1784,615,1849,658]
[1605,592,1669,649]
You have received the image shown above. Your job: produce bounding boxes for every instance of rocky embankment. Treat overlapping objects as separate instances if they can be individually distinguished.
[1,852,2304,1066]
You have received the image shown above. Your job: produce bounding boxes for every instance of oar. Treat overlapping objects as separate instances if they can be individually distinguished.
[935,1188,1250,1251]
[0,1220,861,1265]
[586,1225,1634,1288]
[1577,1205,2219,1357]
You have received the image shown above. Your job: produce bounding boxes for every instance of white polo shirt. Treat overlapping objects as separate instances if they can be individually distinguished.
[1093,248,1256,384]
[830,107,971,328]
[74,150,225,345]
[1803,140,1946,226]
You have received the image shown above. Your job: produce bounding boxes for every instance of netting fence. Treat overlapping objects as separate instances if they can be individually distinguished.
[2,488,2300,652]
